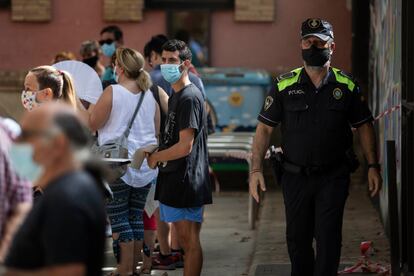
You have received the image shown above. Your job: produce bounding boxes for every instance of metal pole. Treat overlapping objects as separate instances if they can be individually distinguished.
[387,140,401,276]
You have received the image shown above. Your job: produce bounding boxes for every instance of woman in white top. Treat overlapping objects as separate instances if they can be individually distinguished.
[80,47,160,276]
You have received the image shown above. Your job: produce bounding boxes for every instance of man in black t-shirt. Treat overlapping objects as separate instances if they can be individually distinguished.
[147,39,212,276]
[5,104,106,276]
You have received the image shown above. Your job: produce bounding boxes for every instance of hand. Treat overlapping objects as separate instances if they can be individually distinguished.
[368,167,382,197]
[146,153,158,170]
[249,171,266,203]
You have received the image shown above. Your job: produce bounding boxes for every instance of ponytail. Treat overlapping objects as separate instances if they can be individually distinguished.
[60,71,77,110]
[29,66,77,110]
[115,47,152,92]
[136,70,152,92]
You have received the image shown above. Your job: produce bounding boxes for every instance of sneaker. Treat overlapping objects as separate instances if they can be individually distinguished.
[171,251,184,268]
[152,254,176,270]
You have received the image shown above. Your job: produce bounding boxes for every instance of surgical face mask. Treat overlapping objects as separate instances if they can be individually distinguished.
[8,143,43,183]
[113,66,119,83]
[21,90,41,111]
[82,55,99,68]
[302,45,331,67]
[160,63,184,84]
[101,42,116,57]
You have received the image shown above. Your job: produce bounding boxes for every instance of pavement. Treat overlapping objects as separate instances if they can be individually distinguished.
[103,191,255,276]
[0,182,390,276]
[248,183,390,276]
[100,165,390,276]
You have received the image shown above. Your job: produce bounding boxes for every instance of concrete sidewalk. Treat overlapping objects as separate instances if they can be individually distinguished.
[104,192,256,276]
[248,184,390,276]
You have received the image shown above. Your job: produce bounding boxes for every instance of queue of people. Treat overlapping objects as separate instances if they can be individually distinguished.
[0,24,212,276]
[0,18,383,276]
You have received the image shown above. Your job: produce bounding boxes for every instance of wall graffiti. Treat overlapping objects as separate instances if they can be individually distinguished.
[369,0,402,228]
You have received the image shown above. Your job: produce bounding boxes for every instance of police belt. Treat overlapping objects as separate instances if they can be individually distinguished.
[282,160,337,175]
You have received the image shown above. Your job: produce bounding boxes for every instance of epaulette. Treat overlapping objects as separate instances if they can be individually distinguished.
[276,67,302,91]
[276,71,296,82]
[332,67,356,92]
[338,70,355,81]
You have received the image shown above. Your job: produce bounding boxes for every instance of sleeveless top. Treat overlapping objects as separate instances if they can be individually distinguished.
[98,84,158,187]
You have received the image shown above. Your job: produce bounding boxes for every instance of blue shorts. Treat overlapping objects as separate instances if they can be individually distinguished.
[159,203,204,223]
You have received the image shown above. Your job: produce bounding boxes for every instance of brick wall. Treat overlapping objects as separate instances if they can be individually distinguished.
[235,0,274,22]
[104,0,144,22]
[12,0,51,22]
[0,70,27,120]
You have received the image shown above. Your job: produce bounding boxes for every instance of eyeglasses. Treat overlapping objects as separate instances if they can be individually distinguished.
[99,39,114,46]
[16,128,61,142]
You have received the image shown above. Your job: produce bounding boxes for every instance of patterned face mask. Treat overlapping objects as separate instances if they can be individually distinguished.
[21,90,41,111]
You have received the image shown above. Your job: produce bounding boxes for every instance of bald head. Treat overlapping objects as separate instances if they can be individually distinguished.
[18,103,91,169]
[21,102,77,135]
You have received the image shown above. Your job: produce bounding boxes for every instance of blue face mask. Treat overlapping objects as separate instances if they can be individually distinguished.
[160,63,184,84]
[101,42,116,57]
[8,143,42,183]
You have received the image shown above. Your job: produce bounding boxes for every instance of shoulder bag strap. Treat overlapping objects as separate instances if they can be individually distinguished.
[124,91,146,138]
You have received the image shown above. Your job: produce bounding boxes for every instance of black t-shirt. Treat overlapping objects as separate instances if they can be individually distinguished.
[258,67,373,167]
[155,84,212,208]
[5,171,106,276]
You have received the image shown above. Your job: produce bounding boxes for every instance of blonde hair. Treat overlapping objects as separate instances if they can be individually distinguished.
[115,47,152,92]
[29,66,77,109]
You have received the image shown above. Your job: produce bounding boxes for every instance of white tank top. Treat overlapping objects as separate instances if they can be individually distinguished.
[98,84,158,187]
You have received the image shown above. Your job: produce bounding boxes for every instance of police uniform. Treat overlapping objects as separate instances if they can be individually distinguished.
[257,18,374,276]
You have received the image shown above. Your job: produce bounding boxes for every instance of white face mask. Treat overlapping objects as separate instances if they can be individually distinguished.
[8,143,43,183]
[21,90,41,111]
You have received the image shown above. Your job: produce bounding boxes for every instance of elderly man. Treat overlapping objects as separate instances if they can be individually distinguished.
[0,119,32,262]
[4,103,106,276]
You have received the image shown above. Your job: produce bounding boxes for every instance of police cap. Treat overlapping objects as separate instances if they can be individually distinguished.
[301,18,334,41]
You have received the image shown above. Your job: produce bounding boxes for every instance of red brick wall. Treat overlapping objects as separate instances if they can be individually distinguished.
[211,0,352,73]
[0,0,351,73]
[0,0,165,71]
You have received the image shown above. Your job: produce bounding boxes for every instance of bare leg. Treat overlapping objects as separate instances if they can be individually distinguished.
[174,221,203,276]
[133,240,143,271]
[142,230,156,272]
[154,208,171,255]
[170,224,181,251]
[118,240,135,275]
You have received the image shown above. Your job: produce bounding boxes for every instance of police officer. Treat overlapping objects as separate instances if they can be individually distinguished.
[249,18,382,276]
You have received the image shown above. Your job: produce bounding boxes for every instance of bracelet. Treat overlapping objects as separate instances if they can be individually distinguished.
[367,163,381,170]
[249,169,262,175]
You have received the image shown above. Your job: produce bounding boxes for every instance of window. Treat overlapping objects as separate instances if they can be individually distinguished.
[167,10,210,67]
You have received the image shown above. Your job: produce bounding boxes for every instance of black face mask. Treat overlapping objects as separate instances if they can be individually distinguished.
[302,45,331,67]
[82,56,99,68]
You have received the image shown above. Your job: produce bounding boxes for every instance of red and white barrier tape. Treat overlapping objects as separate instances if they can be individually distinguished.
[374,105,400,121]
[338,241,390,275]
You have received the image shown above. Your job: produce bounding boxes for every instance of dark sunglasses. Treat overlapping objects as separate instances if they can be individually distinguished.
[99,39,115,46]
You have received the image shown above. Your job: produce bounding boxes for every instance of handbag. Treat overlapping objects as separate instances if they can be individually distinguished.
[92,91,146,182]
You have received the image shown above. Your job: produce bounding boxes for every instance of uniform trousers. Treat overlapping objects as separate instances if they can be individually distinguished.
[281,163,350,276]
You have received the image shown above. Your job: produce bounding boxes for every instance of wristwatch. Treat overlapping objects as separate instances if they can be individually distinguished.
[367,163,381,170]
